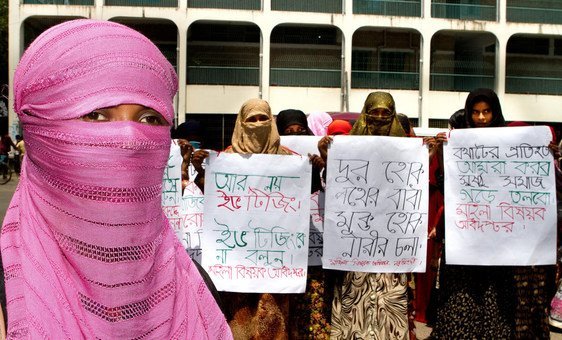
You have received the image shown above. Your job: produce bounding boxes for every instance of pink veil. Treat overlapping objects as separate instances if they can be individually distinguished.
[2,19,231,339]
[306,112,332,136]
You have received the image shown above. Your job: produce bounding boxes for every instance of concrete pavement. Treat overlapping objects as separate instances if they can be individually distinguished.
[0,175,18,222]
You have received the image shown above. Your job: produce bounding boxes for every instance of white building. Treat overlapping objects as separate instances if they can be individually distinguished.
[8,0,562,147]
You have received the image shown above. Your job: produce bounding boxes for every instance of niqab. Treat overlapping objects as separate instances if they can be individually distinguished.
[276,109,313,135]
[350,92,406,137]
[229,98,291,155]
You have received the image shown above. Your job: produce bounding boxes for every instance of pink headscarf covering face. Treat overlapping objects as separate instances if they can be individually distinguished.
[4,19,231,339]
[307,112,332,136]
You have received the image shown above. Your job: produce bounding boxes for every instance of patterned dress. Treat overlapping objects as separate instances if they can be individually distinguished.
[432,89,556,339]
[290,267,333,339]
[330,92,411,340]
[432,261,515,339]
[331,273,409,339]
[513,266,555,339]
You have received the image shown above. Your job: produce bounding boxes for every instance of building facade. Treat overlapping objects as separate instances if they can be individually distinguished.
[8,0,562,146]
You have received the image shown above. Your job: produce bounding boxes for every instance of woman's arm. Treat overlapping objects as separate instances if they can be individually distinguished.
[191,150,209,193]
[308,153,325,193]
[0,305,5,340]
[317,136,332,164]
[177,139,193,195]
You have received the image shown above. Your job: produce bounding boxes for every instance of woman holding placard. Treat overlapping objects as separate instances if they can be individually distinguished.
[276,108,332,339]
[193,99,319,339]
[431,88,514,339]
[432,88,556,339]
[318,92,414,340]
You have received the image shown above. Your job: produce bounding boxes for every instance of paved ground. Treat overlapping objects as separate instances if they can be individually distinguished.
[0,175,18,220]
[1,177,562,339]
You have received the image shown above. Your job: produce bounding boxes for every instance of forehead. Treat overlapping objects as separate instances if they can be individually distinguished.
[366,95,394,111]
[472,101,491,108]
[284,123,305,129]
[243,102,270,118]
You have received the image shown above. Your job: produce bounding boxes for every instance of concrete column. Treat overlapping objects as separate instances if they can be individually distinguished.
[342,27,352,112]
[498,0,506,24]
[419,30,432,128]
[496,0,507,98]
[495,35,507,96]
[422,0,431,18]
[177,23,188,124]
[95,0,104,19]
[7,11,23,138]
[260,27,271,101]
[344,0,352,15]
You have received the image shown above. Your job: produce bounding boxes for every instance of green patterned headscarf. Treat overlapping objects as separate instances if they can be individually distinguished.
[350,92,407,137]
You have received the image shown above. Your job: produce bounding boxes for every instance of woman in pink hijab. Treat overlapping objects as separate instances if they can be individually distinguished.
[2,19,231,339]
[307,112,332,136]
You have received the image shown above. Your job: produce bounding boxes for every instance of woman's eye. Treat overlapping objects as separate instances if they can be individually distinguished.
[139,112,167,126]
[81,111,107,122]
[245,114,269,123]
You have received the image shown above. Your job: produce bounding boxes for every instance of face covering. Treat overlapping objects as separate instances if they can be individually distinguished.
[350,91,406,137]
[229,98,291,155]
[4,19,231,339]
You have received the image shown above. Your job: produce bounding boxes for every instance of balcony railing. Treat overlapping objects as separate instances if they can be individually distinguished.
[105,0,175,6]
[507,1,562,24]
[187,66,259,86]
[187,0,260,10]
[432,1,496,21]
[506,76,562,95]
[23,0,93,4]
[354,0,421,17]
[270,68,340,87]
[351,71,419,89]
[430,73,494,92]
[272,0,342,13]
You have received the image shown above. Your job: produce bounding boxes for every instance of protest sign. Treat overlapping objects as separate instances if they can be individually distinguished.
[176,150,216,262]
[323,136,429,273]
[179,181,204,262]
[444,126,556,265]
[281,135,324,265]
[202,153,312,293]
[162,140,182,233]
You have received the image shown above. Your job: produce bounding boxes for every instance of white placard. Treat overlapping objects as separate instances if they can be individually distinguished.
[162,140,183,233]
[177,150,216,262]
[280,135,322,158]
[322,136,429,273]
[179,181,204,262]
[281,135,324,266]
[187,154,199,182]
[202,153,312,293]
[444,126,557,265]
[308,191,325,266]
